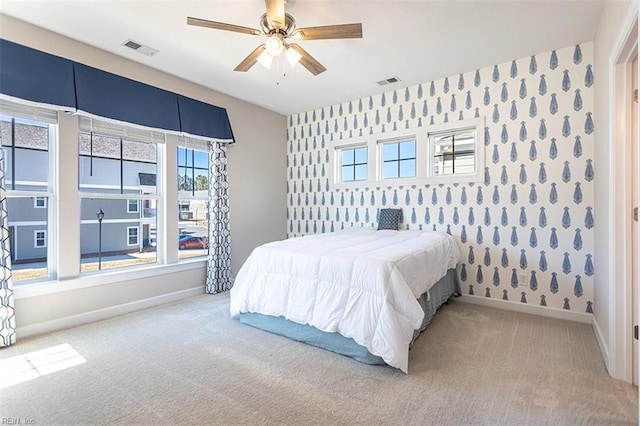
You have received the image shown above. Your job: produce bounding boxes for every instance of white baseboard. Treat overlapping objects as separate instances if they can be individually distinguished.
[457,295,592,324]
[591,317,611,374]
[17,286,205,339]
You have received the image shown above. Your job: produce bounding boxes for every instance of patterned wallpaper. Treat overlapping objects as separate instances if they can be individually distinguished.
[286,43,594,314]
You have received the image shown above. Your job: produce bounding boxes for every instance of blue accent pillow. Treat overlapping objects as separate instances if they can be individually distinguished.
[377,208,402,230]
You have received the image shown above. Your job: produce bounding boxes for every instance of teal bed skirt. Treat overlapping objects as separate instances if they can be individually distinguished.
[239,269,460,365]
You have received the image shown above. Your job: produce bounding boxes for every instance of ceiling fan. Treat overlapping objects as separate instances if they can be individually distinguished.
[187,0,363,76]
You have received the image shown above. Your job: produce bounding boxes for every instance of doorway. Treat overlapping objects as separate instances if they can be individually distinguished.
[632,54,638,386]
[611,14,638,386]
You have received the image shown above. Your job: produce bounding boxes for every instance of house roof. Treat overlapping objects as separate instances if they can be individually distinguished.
[138,173,156,186]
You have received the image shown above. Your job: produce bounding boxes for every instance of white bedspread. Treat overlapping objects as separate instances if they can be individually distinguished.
[230,227,460,373]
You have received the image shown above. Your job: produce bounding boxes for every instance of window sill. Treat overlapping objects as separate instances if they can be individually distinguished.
[14,258,208,299]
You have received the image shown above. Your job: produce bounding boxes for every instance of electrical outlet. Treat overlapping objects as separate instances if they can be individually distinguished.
[519,273,528,286]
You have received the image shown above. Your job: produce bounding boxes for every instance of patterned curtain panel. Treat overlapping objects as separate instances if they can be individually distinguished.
[0,149,16,347]
[206,141,234,294]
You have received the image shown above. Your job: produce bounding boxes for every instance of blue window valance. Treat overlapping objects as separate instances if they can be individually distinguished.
[177,95,235,142]
[0,39,76,110]
[0,39,235,143]
[74,63,182,133]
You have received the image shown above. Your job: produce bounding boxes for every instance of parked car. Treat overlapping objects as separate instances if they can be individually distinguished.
[178,235,206,250]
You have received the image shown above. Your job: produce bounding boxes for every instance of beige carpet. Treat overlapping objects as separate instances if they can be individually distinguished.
[1,293,636,425]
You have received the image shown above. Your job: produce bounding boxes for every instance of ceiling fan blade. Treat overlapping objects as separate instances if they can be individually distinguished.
[292,23,362,40]
[234,45,267,72]
[287,43,326,76]
[265,0,286,30]
[187,17,262,36]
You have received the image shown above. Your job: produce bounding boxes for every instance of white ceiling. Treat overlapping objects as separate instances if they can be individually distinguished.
[0,1,605,116]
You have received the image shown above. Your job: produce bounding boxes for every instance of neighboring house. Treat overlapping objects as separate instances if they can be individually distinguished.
[1,120,159,262]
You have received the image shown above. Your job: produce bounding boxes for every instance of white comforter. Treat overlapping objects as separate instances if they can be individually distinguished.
[230,227,460,373]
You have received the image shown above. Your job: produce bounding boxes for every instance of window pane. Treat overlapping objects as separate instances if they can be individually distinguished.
[354,147,367,164]
[79,156,120,192]
[80,198,157,273]
[80,133,120,159]
[178,166,193,195]
[127,200,139,213]
[341,166,354,182]
[193,170,209,193]
[383,143,398,161]
[3,117,50,192]
[434,155,454,175]
[434,136,453,155]
[8,197,48,283]
[177,148,208,198]
[399,159,416,178]
[193,150,208,169]
[341,148,355,166]
[431,128,476,176]
[456,131,475,144]
[178,200,209,260]
[13,118,48,150]
[399,141,415,159]
[122,139,156,163]
[127,227,139,245]
[354,164,367,181]
[13,148,48,191]
[0,117,10,146]
[34,230,46,248]
[123,161,157,195]
[35,197,46,208]
[454,152,476,174]
[177,147,188,167]
[177,147,210,261]
[383,161,398,179]
[79,134,157,194]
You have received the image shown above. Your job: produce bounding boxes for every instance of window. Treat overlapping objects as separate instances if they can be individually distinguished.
[34,197,47,209]
[1,114,53,283]
[177,146,209,260]
[127,199,139,213]
[331,117,484,187]
[34,230,46,248]
[340,146,367,182]
[1,100,218,286]
[127,226,139,246]
[430,127,477,176]
[381,138,416,179]
[178,146,209,197]
[79,129,159,273]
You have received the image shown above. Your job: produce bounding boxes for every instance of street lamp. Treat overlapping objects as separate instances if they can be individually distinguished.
[97,209,104,270]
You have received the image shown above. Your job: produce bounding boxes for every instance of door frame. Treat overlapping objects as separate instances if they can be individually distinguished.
[610,11,638,384]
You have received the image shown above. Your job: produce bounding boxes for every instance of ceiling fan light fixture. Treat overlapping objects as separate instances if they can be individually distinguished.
[257,49,274,69]
[187,1,363,76]
[285,46,302,67]
[265,34,284,56]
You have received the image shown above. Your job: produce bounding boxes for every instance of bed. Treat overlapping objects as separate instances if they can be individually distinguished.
[229,227,461,373]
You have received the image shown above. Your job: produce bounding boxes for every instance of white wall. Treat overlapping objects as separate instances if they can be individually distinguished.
[0,14,287,334]
[592,0,636,382]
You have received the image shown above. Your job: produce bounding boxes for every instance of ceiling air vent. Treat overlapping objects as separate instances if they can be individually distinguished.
[376,76,401,86]
[122,39,159,57]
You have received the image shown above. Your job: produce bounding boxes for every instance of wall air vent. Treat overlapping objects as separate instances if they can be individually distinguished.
[376,76,401,86]
[122,39,159,57]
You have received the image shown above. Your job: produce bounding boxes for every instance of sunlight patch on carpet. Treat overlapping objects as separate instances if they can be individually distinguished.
[0,344,86,389]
